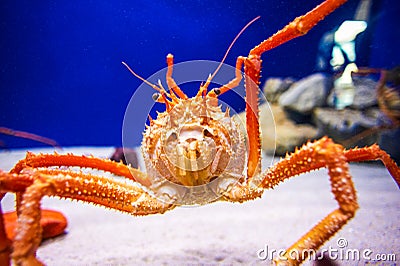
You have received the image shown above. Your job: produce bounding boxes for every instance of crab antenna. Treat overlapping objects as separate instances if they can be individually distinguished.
[157,80,173,98]
[122,61,162,93]
[203,16,261,90]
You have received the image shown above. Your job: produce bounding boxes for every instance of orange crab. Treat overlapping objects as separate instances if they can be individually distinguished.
[1,0,399,265]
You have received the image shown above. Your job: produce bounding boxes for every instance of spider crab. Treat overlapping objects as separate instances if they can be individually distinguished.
[1,0,399,265]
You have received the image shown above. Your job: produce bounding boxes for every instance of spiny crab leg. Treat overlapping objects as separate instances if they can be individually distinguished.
[0,171,36,265]
[203,0,349,179]
[11,152,151,187]
[224,137,400,264]
[2,152,156,264]
[1,168,174,265]
[3,209,67,241]
[244,0,348,180]
[344,146,400,186]
[259,141,400,190]
[0,193,12,266]
[0,127,61,149]
[268,138,358,264]
[249,0,348,57]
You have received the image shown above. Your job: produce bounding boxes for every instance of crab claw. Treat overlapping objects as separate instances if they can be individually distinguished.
[4,209,67,240]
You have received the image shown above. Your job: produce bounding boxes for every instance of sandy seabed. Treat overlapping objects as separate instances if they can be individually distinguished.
[1,147,399,265]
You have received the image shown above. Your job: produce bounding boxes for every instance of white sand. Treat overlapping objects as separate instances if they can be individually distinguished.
[1,147,399,265]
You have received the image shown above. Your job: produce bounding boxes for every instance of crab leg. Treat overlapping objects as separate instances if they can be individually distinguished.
[3,210,67,240]
[224,137,399,264]
[243,56,262,179]
[244,0,348,179]
[0,127,61,149]
[12,175,47,265]
[259,141,400,190]
[344,145,400,187]
[2,152,157,264]
[263,138,358,265]
[250,0,347,57]
[11,152,152,187]
[0,170,174,265]
[0,193,12,266]
[0,171,68,265]
[0,171,35,266]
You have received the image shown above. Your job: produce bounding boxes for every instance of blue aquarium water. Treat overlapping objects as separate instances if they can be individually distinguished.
[1,0,399,148]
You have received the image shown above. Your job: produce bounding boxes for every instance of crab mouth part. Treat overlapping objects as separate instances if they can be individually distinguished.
[166,123,217,170]
[162,119,229,186]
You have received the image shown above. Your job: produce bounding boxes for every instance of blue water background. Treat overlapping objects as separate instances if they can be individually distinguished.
[1,0,399,148]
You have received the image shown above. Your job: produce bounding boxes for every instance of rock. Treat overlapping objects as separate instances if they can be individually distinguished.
[379,128,400,164]
[327,77,378,109]
[313,107,381,148]
[351,77,378,109]
[279,73,333,114]
[262,77,295,103]
[235,103,318,156]
[110,147,139,168]
[270,105,319,155]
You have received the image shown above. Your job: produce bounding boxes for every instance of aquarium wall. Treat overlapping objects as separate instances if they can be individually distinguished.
[1,0,399,149]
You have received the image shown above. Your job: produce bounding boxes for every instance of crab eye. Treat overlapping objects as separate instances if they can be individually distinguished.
[166,132,177,142]
[203,129,213,138]
[209,176,218,182]
[152,93,158,101]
